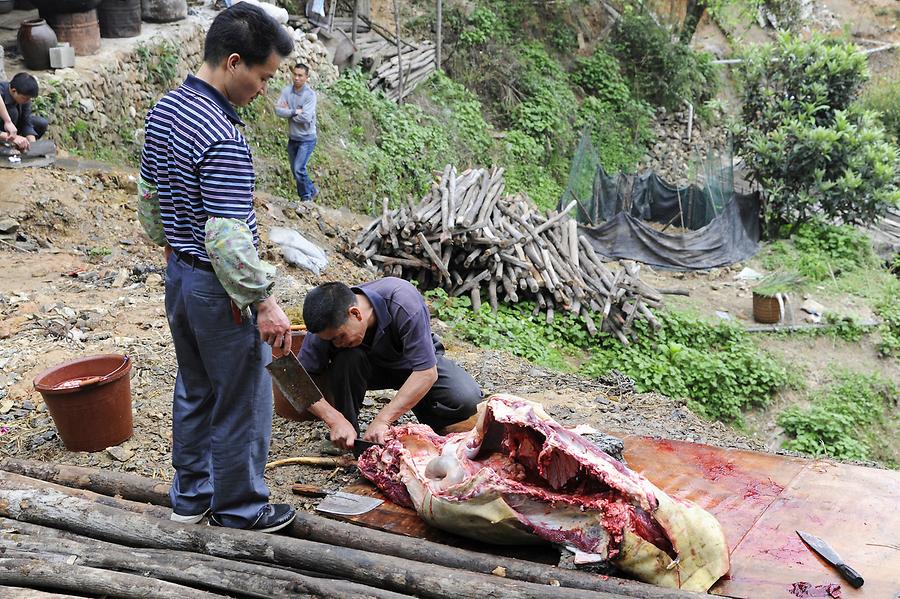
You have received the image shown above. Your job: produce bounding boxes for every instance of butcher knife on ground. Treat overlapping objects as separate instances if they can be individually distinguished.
[796,530,864,588]
[292,484,383,516]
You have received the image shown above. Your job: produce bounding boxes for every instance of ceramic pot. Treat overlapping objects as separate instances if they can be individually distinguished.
[98,0,141,38]
[141,0,186,23]
[17,18,58,71]
[45,9,101,55]
[0,0,14,15]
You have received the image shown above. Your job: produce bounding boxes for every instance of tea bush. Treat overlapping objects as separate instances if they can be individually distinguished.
[778,371,898,462]
[734,34,899,237]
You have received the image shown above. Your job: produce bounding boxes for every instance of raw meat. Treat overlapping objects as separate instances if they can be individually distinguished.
[358,394,730,592]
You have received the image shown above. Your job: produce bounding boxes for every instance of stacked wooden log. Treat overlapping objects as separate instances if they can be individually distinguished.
[367,41,437,102]
[0,458,701,599]
[353,166,663,344]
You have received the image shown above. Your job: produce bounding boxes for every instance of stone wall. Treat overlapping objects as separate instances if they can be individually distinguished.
[636,107,732,187]
[31,10,337,156]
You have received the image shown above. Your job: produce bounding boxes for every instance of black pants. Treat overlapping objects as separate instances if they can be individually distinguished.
[31,115,48,139]
[325,348,483,433]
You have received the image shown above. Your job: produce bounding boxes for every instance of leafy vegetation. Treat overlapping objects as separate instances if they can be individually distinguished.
[733,34,900,238]
[608,9,720,113]
[778,371,898,464]
[859,75,900,143]
[428,290,791,424]
[759,220,879,281]
[752,271,805,298]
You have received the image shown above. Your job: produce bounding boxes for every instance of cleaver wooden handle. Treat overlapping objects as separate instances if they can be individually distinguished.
[837,563,864,588]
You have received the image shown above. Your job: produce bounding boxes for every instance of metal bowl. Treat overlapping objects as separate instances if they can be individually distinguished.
[30,0,103,14]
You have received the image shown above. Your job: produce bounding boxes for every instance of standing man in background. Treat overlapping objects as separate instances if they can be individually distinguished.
[275,63,318,202]
[138,3,296,533]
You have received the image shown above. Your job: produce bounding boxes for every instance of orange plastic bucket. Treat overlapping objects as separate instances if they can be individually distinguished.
[33,354,133,452]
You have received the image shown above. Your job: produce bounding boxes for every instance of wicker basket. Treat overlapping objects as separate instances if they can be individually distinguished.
[752,292,783,324]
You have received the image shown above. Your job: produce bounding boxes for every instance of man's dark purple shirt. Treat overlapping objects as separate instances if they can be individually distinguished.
[299,278,439,374]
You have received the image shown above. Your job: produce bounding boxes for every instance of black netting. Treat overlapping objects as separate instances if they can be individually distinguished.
[560,128,761,270]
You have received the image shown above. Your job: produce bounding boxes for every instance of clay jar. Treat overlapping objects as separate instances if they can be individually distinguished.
[18,18,58,71]
[141,0,186,23]
[0,0,14,15]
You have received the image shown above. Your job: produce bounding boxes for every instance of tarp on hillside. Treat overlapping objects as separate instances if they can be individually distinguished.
[561,129,761,270]
[579,192,761,270]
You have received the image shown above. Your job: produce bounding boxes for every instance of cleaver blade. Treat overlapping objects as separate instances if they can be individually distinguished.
[266,353,324,416]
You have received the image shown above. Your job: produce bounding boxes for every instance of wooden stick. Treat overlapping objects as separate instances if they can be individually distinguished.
[265,456,357,469]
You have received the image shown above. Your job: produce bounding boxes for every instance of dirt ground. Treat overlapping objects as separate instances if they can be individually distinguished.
[0,162,791,511]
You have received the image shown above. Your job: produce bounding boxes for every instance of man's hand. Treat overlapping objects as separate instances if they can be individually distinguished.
[3,120,15,137]
[328,416,357,450]
[11,135,29,152]
[255,295,291,354]
[294,108,303,116]
[363,418,390,445]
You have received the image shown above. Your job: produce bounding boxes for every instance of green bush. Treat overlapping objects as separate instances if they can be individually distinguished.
[760,220,879,281]
[734,34,900,238]
[859,76,900,143]
[577,97,654,175]
[429,289,790,423]
[580,311,791,423]
[777,371,897,461]
[572,49,632,106]
[422,73,493,165]
[608,10,719,111]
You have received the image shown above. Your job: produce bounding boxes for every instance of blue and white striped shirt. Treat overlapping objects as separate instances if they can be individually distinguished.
[140,75,258,264]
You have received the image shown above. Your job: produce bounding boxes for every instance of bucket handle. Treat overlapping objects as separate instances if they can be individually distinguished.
[65,355,130,390]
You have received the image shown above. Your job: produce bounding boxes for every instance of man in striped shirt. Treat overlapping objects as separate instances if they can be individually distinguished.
[138,4,297,533]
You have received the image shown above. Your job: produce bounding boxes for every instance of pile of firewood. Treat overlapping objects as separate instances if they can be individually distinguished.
[353,166,663,344]
[367,41,437,102]
[0,458,691,599]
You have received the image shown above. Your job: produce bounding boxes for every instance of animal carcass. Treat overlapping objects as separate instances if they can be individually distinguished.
[358,394,730,592]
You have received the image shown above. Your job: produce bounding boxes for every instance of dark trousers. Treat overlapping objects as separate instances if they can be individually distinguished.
[165,254,272,527]
[287,137,317,200]
[32,115,48,139]
[326,348,483,433]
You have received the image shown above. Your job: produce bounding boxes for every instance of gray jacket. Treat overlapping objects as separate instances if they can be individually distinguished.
[275,83,317,141]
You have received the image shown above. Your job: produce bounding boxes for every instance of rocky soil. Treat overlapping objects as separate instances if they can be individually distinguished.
[0,162,769,509]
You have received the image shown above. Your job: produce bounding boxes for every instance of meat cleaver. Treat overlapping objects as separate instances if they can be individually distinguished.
[796,530,864,588]
[266,353,324,416]
[292,484,383,516]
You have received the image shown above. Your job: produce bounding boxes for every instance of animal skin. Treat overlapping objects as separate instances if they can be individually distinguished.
[359,394,730,592]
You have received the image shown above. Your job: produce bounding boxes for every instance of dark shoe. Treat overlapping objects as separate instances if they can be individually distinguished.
[209,503,296,533]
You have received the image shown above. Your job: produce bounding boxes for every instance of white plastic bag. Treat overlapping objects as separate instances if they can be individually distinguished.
[269,227,328,275]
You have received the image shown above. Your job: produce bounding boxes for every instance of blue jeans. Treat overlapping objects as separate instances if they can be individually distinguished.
[287,137,318,201]
[165,253,273,527]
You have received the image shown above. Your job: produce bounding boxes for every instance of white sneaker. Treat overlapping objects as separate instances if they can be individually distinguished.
[170,508,210,524]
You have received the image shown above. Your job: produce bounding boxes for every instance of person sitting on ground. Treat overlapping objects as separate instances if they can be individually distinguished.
[0,72,49,153]
[298,278,484,451]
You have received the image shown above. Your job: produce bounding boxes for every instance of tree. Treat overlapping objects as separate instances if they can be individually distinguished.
[733,34,900,238]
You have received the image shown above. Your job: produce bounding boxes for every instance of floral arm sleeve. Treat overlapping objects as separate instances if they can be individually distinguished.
[137,178,166,246]
[204,217,276,310]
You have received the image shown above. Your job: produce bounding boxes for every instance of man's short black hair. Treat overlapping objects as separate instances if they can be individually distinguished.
[303,282,358,333]
[204,3,294,68]
[294,63,309,75]
[10,73,38,98]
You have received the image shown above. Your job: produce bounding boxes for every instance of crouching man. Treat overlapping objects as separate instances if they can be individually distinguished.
[299,278,483,449]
